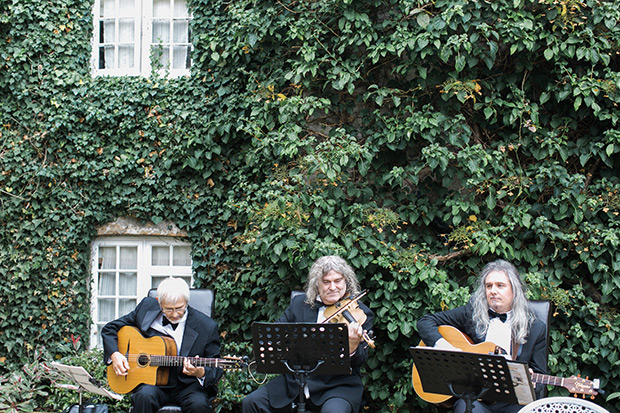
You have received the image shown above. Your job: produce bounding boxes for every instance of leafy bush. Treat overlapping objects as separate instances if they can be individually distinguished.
[0,348,58,413]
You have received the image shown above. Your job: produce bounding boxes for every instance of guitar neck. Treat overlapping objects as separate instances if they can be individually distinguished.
[531,372,564,386]
[148,355,229,368]
[531,372,597,396]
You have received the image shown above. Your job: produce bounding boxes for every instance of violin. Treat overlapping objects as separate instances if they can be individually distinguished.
[322,290,375,349]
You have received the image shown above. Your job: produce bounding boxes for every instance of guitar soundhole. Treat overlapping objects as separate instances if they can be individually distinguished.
[136,354,151,367]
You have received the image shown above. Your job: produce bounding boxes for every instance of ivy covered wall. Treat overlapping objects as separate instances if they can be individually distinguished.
[1,0,619,411]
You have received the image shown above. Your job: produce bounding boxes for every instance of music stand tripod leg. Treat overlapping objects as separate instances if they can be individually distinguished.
[448,383,489,413]
[285,360,325,413]
[295,371,308,413]
[77,388,85,413]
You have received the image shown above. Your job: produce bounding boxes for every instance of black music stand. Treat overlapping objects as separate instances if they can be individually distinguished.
[51,362,122,412]
[409,347,535,413]
[252,322,351,413]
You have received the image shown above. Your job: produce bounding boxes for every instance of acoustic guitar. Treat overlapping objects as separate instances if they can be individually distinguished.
[411,325,600,404]
[107,326,246,394]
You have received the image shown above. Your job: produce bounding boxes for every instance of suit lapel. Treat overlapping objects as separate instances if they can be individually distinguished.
[180,307,199,356]
[140,309,162,333]
[304,301,319,322]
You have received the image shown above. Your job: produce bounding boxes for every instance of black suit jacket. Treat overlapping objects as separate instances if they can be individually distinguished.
[417,301,547,398]
[101,297,223,395]
[262,294,373,411]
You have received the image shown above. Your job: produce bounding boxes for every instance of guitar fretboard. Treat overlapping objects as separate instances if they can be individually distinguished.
[531,372,563,386]
[530,372,597,395]
[130,354,238,368]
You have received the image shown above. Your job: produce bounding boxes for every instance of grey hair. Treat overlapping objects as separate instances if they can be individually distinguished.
[304,255,361,307]
[471,259,534,344]
[157,277,190,304]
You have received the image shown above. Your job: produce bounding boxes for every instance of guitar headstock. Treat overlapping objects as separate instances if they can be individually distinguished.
[220,355,249,371]
[564,376,600,397]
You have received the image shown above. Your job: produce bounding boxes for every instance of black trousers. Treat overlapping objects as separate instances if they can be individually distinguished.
[453,399,522,413]
[131,381,212,413]
[242,384,353,413]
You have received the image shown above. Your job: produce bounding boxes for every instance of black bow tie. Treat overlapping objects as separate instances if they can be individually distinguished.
[162,317,179,330]
[488,309,507,322]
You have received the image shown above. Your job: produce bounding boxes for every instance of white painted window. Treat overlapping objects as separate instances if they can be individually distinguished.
[91,0,192,77]
[90,236,193,347]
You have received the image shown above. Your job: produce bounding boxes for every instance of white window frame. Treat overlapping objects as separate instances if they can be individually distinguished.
[89,236,193,348]
[91,0,192,77]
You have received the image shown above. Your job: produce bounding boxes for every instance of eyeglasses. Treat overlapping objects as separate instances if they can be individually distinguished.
[160,304,187,315]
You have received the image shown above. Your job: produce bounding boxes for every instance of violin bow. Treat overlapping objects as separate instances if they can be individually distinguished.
[322,290,368,323]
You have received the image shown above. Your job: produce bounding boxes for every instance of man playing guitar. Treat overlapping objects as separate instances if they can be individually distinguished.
[416,259,547,413]
[102,277,223,413]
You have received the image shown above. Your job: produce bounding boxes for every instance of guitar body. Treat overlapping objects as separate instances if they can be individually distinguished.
[107,326,177,394]
[411,325,498,404]
[411,326,600,403]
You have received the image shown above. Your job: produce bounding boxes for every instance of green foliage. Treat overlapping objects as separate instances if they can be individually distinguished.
[0,348,58,413]
[1,0,620,411]
[46,346,132,413]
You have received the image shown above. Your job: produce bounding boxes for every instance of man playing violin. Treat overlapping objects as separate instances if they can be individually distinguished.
[416,259,547,413]
[242,255,374,413]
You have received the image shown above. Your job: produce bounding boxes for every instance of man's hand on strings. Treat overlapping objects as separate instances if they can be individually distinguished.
[183,356,205,378]
[110,351,130,376]
[348,321,365,353]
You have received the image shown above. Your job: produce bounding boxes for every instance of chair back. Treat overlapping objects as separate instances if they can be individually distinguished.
[148,288,215,318]
[528,300,551,351]
[518,396,609,413]
[291,290,305,302]
[528,299,552,398]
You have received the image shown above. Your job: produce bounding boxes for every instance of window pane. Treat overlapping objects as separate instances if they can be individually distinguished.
[100,20,116,43]
[171,45,190,69]
[153,20,170,43]
[152,246,170,266]
[119,298,136,315]
[100,0,115,18]
[151,276,166,288]
[153,0,170,18]
[98,272,116,295]
[96,325,104,347]
[174,0,188,18]
[172,21,188,43]
[119,0,134,15]
[151,276,190,289]
[98,298,115,322]
[159,46,170,68]
[119,246,137,269]
[119,18,135,42]
[100,45,115,69]
[119,272,137,296]
[173,245,191,266]
[118,45,134,68]
[99,247,116,269]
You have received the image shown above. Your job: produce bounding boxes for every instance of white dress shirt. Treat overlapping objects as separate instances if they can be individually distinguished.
[485,311,513,358]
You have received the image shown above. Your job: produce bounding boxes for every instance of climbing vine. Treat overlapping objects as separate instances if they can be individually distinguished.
[1,0,619,411]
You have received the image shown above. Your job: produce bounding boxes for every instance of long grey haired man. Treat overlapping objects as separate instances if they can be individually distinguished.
[417,259,547,413]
